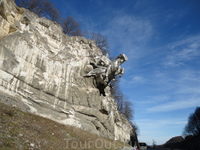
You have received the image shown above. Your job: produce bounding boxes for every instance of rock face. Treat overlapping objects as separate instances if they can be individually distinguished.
[0,0,134,143]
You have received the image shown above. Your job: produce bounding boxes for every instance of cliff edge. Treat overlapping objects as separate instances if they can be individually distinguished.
[0,0,135,143]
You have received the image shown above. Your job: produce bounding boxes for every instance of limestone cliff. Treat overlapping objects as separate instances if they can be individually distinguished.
[0,0,134,143]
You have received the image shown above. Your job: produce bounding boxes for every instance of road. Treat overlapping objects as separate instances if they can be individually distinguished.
[148,148,168,150]
[119,147,171,150]
[148,148,167,150]
[148,148,185,150]
[119,147,184,150]
[148,148,169,150]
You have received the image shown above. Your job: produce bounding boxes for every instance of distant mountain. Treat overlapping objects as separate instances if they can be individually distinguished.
[162,135,200,150]
[164,136,184,145]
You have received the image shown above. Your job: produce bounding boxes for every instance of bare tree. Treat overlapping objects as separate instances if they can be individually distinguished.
[123,97,134,121]
[61,16,82,36]
[129,122,139,147]
[15,0,60,21]
[152,139,156,148]
[90,32,109,55]
[183,107,200,137]
[110,77,124,111]
[41,0,60,21]
[131,123,140,136]
[111,77,134,121]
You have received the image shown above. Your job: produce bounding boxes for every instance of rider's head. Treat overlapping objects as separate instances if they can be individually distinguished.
[117,54,128,63]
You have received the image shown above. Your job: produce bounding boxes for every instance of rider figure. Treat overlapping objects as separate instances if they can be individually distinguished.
[84,54,128,86]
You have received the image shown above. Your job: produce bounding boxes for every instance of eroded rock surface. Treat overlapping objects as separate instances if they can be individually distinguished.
[0,0,134,142]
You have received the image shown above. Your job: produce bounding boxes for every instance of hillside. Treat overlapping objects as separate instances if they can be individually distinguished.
[0,96,129,150]
[164,136,184,145]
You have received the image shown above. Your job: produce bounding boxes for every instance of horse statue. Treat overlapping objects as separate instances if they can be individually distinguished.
[84,54,128,95]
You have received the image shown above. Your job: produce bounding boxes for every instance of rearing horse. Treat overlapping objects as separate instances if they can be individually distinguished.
[84,54,128,95]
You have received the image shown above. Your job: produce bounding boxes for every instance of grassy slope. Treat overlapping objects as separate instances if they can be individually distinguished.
[0,102,129,150]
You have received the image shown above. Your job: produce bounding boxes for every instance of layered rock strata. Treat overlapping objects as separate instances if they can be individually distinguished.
[0,0,133,142]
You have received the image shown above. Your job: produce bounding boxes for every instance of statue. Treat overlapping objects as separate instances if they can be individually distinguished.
[84,54,128,95]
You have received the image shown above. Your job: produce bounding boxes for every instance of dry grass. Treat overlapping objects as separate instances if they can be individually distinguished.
[0,102,128,150]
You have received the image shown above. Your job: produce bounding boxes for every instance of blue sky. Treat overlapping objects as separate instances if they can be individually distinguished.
[47,0,200,145]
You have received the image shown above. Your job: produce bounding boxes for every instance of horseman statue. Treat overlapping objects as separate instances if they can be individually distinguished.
[84,53,128,95]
